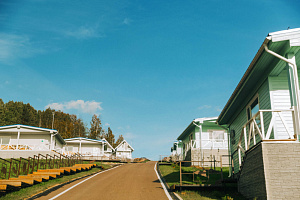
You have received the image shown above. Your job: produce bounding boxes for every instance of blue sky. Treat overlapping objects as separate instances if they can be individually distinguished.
[0,0,299,160]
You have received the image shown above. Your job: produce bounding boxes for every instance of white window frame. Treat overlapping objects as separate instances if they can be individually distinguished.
[0,136,11,145]
[208,130,225,141]
[246,93,260,135]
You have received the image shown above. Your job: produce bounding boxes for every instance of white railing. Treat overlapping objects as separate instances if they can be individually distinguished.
[0,144,50,151]
[237,109,297,167]
[191,139,228,149]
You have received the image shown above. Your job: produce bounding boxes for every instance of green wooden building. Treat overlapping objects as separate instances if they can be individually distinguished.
[217,28,300,200]
[177,117,229,167]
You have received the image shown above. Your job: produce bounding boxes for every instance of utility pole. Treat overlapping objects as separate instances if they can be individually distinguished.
[52,112,55,129]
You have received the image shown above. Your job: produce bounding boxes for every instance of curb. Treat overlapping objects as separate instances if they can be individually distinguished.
[156,162,181,200]
[26,165,120,200]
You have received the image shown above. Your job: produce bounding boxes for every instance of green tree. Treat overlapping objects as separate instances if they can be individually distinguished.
[105,127,115,147]
[89,114,102,139]
[22,103,38,126]
[114,134,124,148]
[0,99,5,126]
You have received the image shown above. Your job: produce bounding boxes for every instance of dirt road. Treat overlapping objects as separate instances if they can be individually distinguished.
[35,161,170,200]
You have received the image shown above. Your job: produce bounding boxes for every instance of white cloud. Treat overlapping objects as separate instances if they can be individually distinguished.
[105,123,110,126]
[64,26,102,39]
[122,18,131,25]
[198,105,212,110]
[45,100,102,114]
[0,33,43,64]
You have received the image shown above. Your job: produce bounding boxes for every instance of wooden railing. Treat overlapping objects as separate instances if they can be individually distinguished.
[237,109,297,167]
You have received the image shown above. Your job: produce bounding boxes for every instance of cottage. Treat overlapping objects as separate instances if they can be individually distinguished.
[0,124,65,158]
[101,138,115,159]
[115,140,134,160]
[64,137,104,159]
[177,117,229,166]
[217,28,300,200]
[170,141,183,161]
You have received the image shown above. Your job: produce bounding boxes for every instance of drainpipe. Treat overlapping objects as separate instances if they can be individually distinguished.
[264,44,300,138]
[193,121,203,166]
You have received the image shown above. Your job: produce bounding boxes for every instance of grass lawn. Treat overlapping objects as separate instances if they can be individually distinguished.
[0,162,114,200]
[158,163,246,200]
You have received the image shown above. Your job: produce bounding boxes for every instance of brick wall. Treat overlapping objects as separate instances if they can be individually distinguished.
[238,143,267,200]
[262,142,300,200]
[238,142,300,200]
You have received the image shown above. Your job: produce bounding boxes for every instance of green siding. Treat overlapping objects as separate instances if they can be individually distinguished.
[229,79,271,173]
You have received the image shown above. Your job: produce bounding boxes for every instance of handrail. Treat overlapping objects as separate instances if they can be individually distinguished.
[236,109,296,169]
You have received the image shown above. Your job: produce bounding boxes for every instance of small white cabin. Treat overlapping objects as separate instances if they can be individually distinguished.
[0,124,65,158]
[101,138,115,159]
[64,137,104,158]
[115,140,134,160]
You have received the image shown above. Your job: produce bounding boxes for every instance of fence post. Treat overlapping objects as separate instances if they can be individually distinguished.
[220,157,223,181]
[180,161,182,187]
[213,155,215,170]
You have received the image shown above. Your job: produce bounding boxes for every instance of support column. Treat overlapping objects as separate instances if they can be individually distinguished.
[80,138,82,154]
[50,133,53,150]
[16,131,20,150]
[286,53,300,138]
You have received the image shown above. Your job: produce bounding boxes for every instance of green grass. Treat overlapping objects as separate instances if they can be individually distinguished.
[159,163,229,186]
[0,163,113,200]
[158,163,246,200]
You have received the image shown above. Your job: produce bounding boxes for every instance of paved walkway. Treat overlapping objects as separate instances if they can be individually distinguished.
[36,161,169,200]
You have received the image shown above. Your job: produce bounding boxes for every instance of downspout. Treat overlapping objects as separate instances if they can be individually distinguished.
[264,44,300,138]
[192,121,203,166]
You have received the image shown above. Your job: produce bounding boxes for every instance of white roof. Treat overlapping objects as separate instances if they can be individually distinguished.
[115,140,134,151]
[64,137,103,144]
[193,117,218,124]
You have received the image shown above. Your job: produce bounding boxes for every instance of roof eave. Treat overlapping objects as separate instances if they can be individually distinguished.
[217,37,271,125]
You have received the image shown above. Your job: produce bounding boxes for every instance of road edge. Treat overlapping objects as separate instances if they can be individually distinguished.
[155,162,181,200]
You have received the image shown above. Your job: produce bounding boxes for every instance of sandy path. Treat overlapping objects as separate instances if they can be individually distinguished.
[35,161,169,200]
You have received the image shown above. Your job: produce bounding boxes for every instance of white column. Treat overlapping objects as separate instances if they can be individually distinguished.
[16,131,20,150]
[79,138,82,154]
[50,134,53,150]
[286,53,300,138]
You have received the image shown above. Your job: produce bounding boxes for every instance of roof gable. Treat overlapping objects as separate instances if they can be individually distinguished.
[115,140,134,151]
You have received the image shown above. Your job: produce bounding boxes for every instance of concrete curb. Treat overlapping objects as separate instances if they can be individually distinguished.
[156,162,181,200]
[25,164,120,200]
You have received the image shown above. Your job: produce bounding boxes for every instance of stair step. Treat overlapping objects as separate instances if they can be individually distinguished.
[0,180,22,187]
[9,178,34,185]
[32,172,57,178]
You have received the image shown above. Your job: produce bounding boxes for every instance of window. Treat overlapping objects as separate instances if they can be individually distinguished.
[209,130,225,140]
[0,137,10,145]
[173,143,177,151]
[104,144,107,151]
[246,95,261,132]
[247,96,259,121]
[230,129,236,145]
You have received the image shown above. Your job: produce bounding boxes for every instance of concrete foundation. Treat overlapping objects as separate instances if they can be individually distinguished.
[238,142,300,200]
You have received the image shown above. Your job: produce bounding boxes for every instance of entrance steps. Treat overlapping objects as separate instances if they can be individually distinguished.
[0,163,96,192]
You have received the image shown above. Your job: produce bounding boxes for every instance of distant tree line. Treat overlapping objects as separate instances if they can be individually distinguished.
[0,99,124,147]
